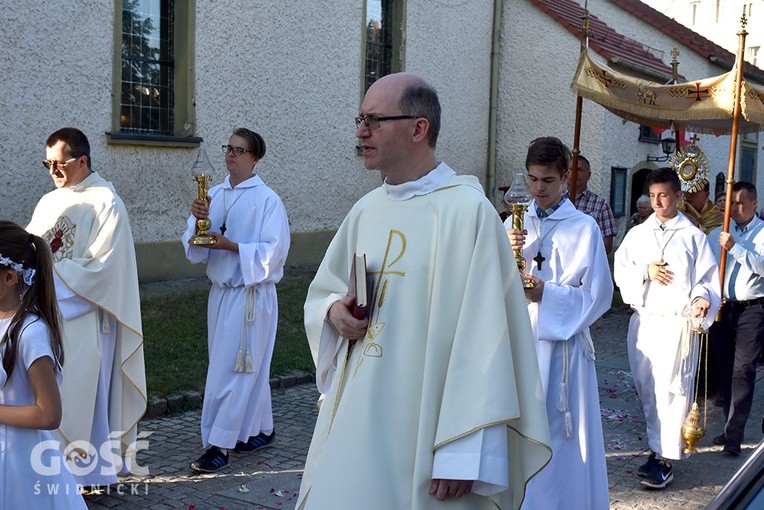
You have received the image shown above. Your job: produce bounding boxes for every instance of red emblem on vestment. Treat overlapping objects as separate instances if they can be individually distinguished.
[50,230,64,253]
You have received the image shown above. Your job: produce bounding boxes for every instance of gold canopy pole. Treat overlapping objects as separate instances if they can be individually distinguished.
[718,13,748,308]
[569,4,589,204]
[671,49,681,150]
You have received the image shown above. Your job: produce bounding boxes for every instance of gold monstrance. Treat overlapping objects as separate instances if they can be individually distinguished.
[189,148,217,246]
[504,171,535,289]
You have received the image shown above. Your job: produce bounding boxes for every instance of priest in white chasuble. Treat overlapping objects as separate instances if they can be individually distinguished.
[615,168,720,490]
[27,127,146,487]
[506,137,612,510]
[298,73,551,510]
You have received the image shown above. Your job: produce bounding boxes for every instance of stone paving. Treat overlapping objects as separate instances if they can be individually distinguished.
[83,307,764,509]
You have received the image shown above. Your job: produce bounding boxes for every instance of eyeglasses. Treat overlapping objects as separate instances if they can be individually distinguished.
[355,115,416,130]
[42,157,76,170]
[222,145,252,156]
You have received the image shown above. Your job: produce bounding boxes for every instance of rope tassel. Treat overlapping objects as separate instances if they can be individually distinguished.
[557,382,569,412]
[564,411,574,438]
[559,340,573,439]
[234,286,257,373]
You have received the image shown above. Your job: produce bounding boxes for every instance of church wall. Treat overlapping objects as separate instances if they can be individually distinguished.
[1,1,497,279]
[405,1,495,186]
[3,1,760,281]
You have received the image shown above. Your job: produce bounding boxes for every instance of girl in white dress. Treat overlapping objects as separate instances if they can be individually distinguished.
[0,220,86,509]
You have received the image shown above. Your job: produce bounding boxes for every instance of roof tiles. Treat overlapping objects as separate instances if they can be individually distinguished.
[531,0,676,79]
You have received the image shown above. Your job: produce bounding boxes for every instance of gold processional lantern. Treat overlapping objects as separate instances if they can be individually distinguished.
[189,147,218,246]
[504,170,536,289]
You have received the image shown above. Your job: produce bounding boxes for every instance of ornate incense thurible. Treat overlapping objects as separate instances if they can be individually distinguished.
[504,171,536,289]
[682,402,705,454]
[189,148,218,246]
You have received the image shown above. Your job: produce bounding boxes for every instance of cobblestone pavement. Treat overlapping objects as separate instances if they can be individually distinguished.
[84,307,764,509]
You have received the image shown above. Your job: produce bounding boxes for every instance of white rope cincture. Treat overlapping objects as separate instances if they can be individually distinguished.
[99,309,112,335]
[557,340,573,439]
[235,286,256,373]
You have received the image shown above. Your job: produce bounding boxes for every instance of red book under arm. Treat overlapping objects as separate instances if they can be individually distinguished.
[348,253,368,320]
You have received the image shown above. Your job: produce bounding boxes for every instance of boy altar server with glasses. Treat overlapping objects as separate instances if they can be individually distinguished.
[184,128,290,473]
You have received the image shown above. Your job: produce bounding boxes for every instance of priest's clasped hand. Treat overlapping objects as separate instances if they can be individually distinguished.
[648,261,673,285]
[328,295,369,341]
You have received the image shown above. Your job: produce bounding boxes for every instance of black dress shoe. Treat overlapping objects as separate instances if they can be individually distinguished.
[723,443,741,457]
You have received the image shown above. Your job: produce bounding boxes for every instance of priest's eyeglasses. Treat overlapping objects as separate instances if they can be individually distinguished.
[42,157,76,170]
[222,145,253,156]
[355,115,416,131]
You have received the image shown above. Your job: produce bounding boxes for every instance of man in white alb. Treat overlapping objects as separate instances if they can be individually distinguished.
[506,137,612,510]
[615,168,720,489]
[184,128,290,473]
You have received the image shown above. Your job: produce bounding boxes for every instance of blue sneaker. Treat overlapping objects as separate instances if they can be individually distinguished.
[234,430,276,453]
[190,446,229,473]
[640,460,673,489]
[637,452,659,478]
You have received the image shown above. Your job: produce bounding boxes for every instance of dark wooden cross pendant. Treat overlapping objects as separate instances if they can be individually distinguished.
[533,251,546,270]
[220,223,227,236]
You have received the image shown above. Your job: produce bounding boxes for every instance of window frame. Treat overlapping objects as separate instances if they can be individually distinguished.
[107,0,201,147]
[356,1,405,154]
[360,0,405,96]
[638,125,661,144]
[610,167,627,217]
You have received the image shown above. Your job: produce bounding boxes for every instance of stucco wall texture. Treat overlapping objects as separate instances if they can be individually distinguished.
[1,0,760,254]
[0,0,496,245]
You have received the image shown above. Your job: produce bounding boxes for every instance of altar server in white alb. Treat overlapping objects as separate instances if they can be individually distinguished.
[615,168,720,490]
[506,137,612,510]
[27,127,146,487]
[298,72,551,510]
[184,128,290,473]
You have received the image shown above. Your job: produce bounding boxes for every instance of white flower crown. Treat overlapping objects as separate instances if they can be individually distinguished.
[0,253,36,286]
